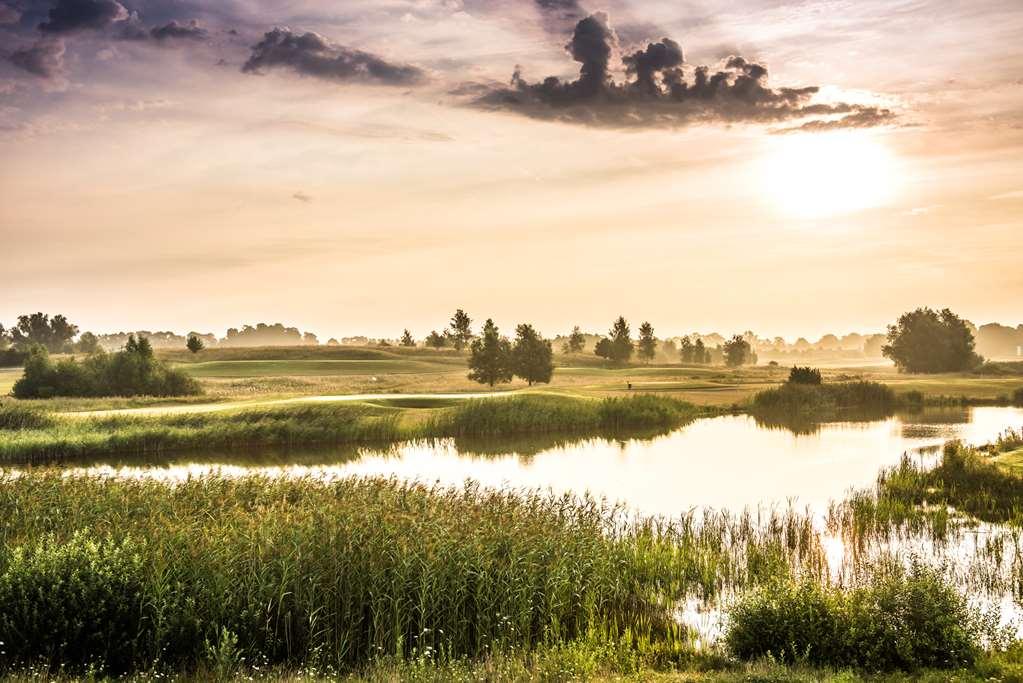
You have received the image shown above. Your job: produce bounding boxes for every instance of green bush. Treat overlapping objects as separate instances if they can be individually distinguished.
[787,366,822,385]
[0,533,148,674]
[11,338,201,399]
[726,563,984,671]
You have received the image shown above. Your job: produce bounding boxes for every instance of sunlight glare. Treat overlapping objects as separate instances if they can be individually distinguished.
[761,131,900,219]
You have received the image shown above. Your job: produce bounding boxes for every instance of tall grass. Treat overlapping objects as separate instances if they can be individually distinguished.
[751,380,897,419]
[0,395,701,465]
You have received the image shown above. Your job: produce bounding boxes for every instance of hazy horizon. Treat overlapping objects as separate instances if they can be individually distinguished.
[2,0,1021,339]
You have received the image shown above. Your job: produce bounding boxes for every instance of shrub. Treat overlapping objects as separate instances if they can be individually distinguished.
[751,381,895,418]
[11,339,201,399]
[0,533,148,674]
[726,563,983,671]
[787,366,822,385]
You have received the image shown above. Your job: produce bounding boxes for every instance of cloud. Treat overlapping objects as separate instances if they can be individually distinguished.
[533,0,586,34]
[242,28,425,86]
[292,190,312,202]
[470,13,896,131]
[149,20,208,41]
[0,3,20,25]
[989,190,1023,201]
[8,38,66,79]
[38,0,128,34]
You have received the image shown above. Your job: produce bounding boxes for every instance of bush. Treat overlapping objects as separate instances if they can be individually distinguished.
[787,366,822,385]
[11,338,201,399]
[751,381,896,418]
[0,533,148,674]
[726,563,984,671]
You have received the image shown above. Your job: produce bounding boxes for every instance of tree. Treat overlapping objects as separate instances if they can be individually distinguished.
[425,330,447,349]
[10,313,79,353]
[661,338,677,359]
[467,319,512,388]
[186,334,205,354]
[882,307,983,373]
[400,329,415,347]
[788,366,822,385]
[0,324,10,351]
[511,324,554,386]
[694,338,709,364]
[679,336,695,363]
[723,335,754,367]
[594,337,613,360]
[563,326,586,354]
[608,316,633,364]
[449,309,473,351]
[637,321,657,363]
[76,332,99,354]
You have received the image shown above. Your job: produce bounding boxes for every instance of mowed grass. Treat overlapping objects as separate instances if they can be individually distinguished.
[176,359,454,378]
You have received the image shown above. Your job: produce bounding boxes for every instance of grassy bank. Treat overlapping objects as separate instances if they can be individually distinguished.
[0,394,703,465]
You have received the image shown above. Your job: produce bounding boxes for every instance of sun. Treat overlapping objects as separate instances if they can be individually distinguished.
[760,131,900,219]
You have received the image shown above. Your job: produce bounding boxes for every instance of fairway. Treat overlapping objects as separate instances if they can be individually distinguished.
[175,359,454,378]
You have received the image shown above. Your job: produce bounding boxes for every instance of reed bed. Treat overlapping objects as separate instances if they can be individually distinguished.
[0,394,701,465]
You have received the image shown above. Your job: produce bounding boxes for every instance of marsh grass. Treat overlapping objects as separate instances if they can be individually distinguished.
[0,394,701,465]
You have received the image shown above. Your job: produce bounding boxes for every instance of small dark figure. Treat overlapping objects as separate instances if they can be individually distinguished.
[627,382,633,390]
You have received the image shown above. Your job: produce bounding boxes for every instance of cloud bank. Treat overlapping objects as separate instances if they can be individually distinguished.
[38,0,128,34]
[472,12,895,130]
[242,28,425,86]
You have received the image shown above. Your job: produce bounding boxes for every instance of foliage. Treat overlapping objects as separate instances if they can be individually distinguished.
[726,562,985,671]
[11,337,201,399]
[788,366,823,385]
[75,331,99,354]
[448,309,473,351]
[0,533,148,674]
[186,334,206,354]
[424,330,448,349]
[883,307,983,373]
[400,329,415,347]
[595,316,634,365]
[0,402,54,430]
[221,323,314,347]
[563,325,586,354]
[7,312,79,353]
[594,337,613,360]
[1013,387,1023,406]
[637,321,657,363]
[467,319,513,388]
[723,335,755,367]
[510,323,554,386]
[680,336,711,364]
[751,381,896,419]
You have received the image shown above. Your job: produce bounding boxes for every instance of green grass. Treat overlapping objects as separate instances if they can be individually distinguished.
[0,394,703,464]
[176,359,454,378]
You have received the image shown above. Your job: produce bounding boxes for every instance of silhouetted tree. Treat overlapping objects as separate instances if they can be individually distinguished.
[788,366,822,385]
[694,338,710,364]
[449,309,473,351]
[468,319,512,388]
[425,330,447,349]
[594,337,613,360]
[563,326,586,354]
[637,321,657,363]
[679,336,695,363]
[400,329,415,347]
[882,307,983,373]
[10,313,79,353]
[608,316,633,364]
[186,335,205,354]
[512,324,554,386]
[723,335,754,367]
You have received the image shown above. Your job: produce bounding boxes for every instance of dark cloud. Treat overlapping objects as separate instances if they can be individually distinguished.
[8,37,65,78]
[775,107,898,133]
[242,27,424,86]
[472,13,895,131]
[149,19,207,41]
[534,0,586,33]
[38,0,127,33]
[0,3,20,25]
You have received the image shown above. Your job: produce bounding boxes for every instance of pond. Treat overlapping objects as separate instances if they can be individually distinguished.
[66,406,1023,517]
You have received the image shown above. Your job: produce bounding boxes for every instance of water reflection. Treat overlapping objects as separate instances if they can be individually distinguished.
[50,407,1023,518]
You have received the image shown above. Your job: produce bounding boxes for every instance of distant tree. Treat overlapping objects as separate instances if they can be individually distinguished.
[637,322,657,363]
[608,316,634,364]
[400,329,415,347]
[594,337,613,360]
[882,307,983,373]
[511,324,554,386]
[186,334,205,354]
[0,324,10,350]
[425,330,447,349]
[303,332,319,346]
[679,336,695,363]
[788,366,822,385]
[723,335,754,367]
[563,326,586,354]
[75,331,99,354]
[378,339,391,347]
[468,319,512,388]
[449,309,473,351]
[10,313,79,353]
[327,338,340,346]
[694,338,709,364]
[661,338,677,360]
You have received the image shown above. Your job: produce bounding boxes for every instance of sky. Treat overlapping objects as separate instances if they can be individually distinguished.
[1,0,1021,341]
